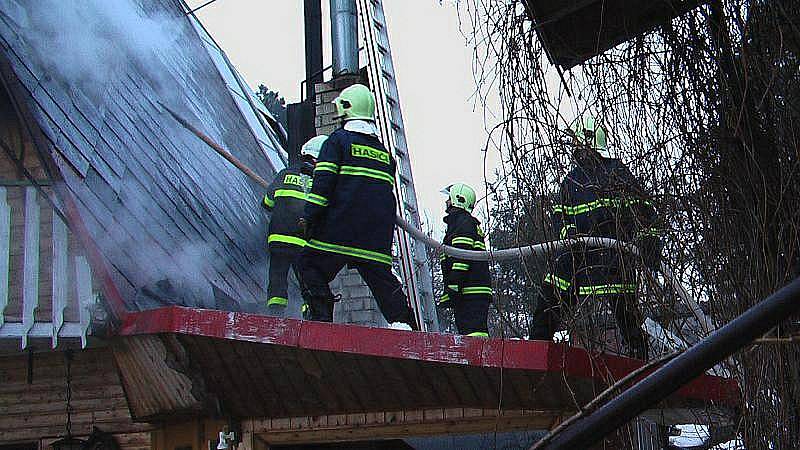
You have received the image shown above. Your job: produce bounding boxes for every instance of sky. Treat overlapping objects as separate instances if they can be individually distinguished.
[187,0,499,235]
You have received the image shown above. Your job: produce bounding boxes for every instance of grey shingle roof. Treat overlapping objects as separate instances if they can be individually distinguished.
[0,0,284,312]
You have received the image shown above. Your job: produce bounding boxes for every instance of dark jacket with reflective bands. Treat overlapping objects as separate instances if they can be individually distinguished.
[263,162,314,249]
[553,156,658,242]
[439,208,492,303]
[546,156,661,295]
[303,127,397,265]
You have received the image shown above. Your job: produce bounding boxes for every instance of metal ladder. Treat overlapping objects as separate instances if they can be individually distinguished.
[356,0,438,331]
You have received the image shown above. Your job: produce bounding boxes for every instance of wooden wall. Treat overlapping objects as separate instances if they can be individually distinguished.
[0,347,154,448]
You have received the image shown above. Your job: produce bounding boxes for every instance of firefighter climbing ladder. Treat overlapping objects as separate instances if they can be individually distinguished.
[356,0,438,331]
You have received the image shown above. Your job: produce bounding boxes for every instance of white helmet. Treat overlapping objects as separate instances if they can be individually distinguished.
[300,135,328,159]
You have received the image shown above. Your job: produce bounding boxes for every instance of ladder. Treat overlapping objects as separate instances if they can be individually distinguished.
[356,0,438,331]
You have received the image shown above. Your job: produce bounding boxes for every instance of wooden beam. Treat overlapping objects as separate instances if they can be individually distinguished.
[250,409,565,445]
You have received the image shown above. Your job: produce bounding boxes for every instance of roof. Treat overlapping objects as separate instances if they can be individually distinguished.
[524,0,706,69]
[114,306,740,423]
[0,0,284,316]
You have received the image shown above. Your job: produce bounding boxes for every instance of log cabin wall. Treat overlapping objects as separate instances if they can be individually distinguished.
[0,348,153,448]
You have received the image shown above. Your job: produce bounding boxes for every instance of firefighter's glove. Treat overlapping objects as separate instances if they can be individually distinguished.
[639,236,663,271]
[298,217,309,238]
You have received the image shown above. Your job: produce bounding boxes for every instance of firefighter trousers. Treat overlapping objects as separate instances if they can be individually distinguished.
[297,249,417,328]
[530,283,648,359]
[452,294,490,336]
[267,245,303,309]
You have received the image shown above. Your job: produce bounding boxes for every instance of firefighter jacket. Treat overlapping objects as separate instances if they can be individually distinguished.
[546,155,661,295]
[302,125,397,266]
[439,207,492,304]
[263,161,314,249]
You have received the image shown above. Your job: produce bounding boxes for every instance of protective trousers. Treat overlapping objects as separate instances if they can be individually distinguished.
[267,246,302,309]
[531,284,647,358]
[298,249,417,328]
[452,294,490,336]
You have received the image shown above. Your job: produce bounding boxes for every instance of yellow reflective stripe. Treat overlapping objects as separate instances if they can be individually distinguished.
[578,284,638,296]
[339,165,395,185]
[544,273,571,291]
[467,332,489,337]
[451,237,475,246]
[462,287,493,295]
[263,195,275,208]
[473,241,486,250]
[560,224,576,239]
[267,296,288,306]
[307,193,329,206]
[553,198,652,216]
[274,189,308,201]
[451,262,470,271]
[307,239,393,265]
[268,234,307,247]
[301,304,309,313]
[439,253,447,261]
[447,284,460,291]
[439,294,451,303]
[315,162,339,174]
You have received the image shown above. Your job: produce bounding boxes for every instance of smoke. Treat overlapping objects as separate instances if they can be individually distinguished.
[2,0,182,99]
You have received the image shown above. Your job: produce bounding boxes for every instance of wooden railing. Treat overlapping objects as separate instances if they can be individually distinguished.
[0,184,96,349]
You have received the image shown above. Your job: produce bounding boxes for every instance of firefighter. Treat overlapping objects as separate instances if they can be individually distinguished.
[438,183,492,337]
[297,83,418,330]
[262,135,328,317]
[530,116,661,360]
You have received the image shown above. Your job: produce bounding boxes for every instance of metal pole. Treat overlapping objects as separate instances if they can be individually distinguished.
[330,0,358,75]
[539,276,800,450]
[304,0,323,102]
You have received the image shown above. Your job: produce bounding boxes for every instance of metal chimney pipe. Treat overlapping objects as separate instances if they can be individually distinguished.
[330,0,358,75]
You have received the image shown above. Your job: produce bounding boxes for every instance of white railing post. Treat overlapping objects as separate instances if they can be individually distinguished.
[75,255,93,348]
[22,187,40,349]
[52,212,68,348]
[0,187,10,329]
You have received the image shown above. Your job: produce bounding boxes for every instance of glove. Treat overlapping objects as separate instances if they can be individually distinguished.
[638,236,663,271]
[298,217,309,238]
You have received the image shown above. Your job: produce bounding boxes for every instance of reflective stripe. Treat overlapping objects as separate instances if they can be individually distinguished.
[307,193,329,206]
[560,224,576,239]
[451,262,470,271]
[268,234,307,247]
[544,273,571,291]
[447,284,460,292]
[578,284,637,296]
[462,286,493,295]
[553,198,653,216]
[263,195,275,208]
[274,189,307,201]
[451,236,475,246]
[307,239,393,265]
[473,241,486,250]
[467,332,489,337]
[267,296,288,306]
[439,294,450,303]
[637,227,662,238]
[315,162,340,174]
[301,303,309,313]
[339,165,395,185]
[439,253,447,261]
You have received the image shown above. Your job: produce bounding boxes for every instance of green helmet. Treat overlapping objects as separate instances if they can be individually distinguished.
[301,135,328,159]
[334,84,376,121]
[442,183,477,212]
[571,115,609,157]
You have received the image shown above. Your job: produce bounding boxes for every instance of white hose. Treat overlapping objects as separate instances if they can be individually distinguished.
[395,215,640,261]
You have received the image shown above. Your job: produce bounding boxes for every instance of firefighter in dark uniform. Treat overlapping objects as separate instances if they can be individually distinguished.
[297,83,417,330]
[262,135,327,316]
[530,116,662,360]
[438,183,492,337]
